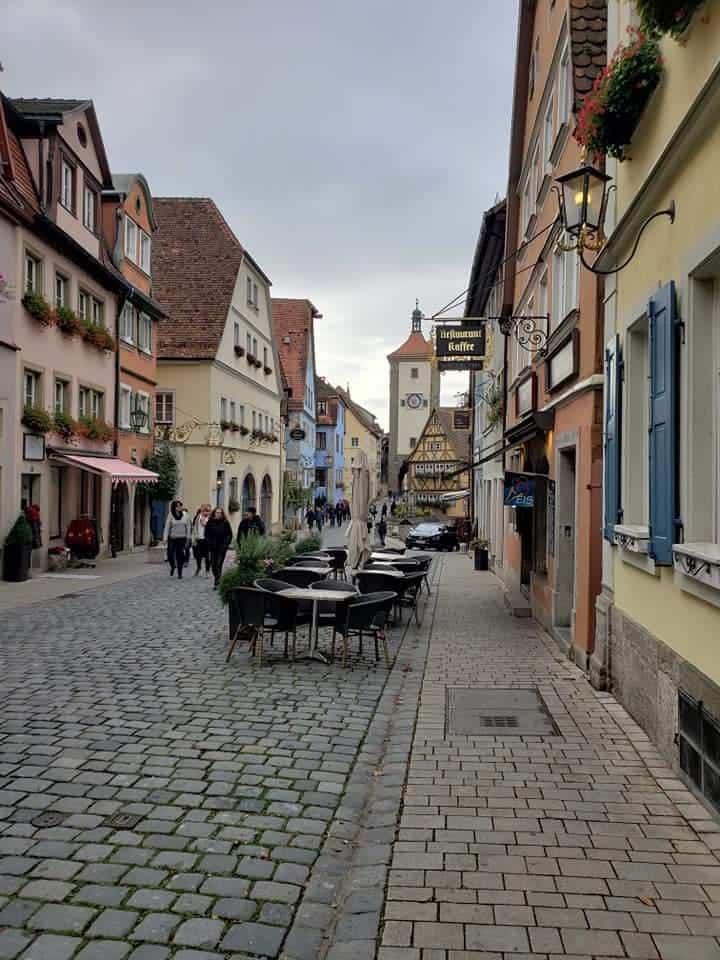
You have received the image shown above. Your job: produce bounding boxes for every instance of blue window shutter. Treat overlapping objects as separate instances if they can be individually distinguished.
[648,281,679,565]
[604,334,622,541]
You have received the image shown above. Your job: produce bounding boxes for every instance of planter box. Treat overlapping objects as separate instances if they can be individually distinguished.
[3,543,32,582]
[473,547,489,571]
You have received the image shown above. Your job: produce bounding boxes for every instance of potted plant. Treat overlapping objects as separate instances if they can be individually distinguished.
[246,353,256,364]
[469,538,489,571]
[254,358,263,369]
[220,419,233,432]
[636,0,705,38]
[52,411,77,443]
[234,345,245,357]
[230,421,240,433]
[55,306,83,337]
[263,365,272,375]
[575,27,663,160]
[2,514,33,582]
[22,405,52,434]
[239,425,250,436]
[22,291,55,326]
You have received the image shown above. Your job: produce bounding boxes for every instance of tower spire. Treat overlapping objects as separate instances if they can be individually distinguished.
[411,300,423,333]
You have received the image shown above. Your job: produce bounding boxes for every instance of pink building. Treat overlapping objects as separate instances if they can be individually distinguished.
[0,95,154,571]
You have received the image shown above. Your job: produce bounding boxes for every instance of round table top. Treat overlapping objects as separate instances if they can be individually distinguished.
[371,552,407,561]
[279,587,357,601]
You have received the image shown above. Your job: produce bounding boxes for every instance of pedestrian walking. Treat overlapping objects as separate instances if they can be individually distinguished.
[315,509,324,534]
[336,503,343,526]
[238,506,265,539]
[377,515,387,547]
[192,504,212,576]
[206,507,233,588]
[381,502,388,520]
[305,508,315,531]
[164,500,192,578]
[390,499,397,517]
[328,504,335,528]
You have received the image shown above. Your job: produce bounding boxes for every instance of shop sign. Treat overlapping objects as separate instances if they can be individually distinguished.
[435,321,486,371]
[504,472,535,508]
[290,427,306,441]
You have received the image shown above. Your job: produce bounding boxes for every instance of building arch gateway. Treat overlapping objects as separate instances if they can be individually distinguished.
[241,472,256,513]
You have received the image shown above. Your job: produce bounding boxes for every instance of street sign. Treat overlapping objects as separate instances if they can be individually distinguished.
[504,472,535,508]
[290,427,305,441]
[435,321,486,371]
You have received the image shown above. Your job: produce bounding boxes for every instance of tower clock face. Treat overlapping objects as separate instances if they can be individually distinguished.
[406,393,423,410]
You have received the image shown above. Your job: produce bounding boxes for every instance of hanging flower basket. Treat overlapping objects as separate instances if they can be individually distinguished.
[21,405,52,434]
[56,306,83,337]
[576,28,663,160]
[636,0,706,38]
[22,291,55,326]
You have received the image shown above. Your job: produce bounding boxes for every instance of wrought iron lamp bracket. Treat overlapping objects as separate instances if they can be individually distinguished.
[491,315,550,355]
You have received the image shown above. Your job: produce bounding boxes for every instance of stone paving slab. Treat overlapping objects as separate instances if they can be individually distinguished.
[378,553,720,960]
[0,558,422,960]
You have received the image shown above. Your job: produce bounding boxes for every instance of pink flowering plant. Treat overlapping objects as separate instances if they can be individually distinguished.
[575,27,663,160]
[636,0,705,38]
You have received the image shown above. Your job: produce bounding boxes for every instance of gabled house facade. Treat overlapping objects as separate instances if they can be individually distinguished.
[467,199,506,570]
[152,198,283,532]
[501,0,605,660]
[102,173,165,550]
[0,95,140,569]
[272,298,319,516]
[406,407,471,519]
[593,1,720,794]
[314,377,346,505]
[337,386,383,505]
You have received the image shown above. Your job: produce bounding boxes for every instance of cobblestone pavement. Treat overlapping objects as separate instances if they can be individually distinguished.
[379,554,720,960]
[0,561,430,960]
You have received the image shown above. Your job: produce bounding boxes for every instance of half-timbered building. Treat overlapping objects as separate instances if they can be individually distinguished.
[406,407,470,519]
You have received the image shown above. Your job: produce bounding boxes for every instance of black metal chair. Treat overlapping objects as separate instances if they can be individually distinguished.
[226,587,267,663]
[333,593,395,667]
[255,577,314,623]
[355,570,425,626]
[261,591,308,662]
[323,547,348,579]
[274,567,327,588]
[310,578,358,628]
[286,555,331,568]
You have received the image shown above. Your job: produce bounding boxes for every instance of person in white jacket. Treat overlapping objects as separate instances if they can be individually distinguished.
[163,500,192,578]
[192,504,212,577]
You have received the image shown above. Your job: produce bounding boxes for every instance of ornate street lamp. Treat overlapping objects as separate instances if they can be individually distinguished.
[554,157,675,275]
[129,402,148,433]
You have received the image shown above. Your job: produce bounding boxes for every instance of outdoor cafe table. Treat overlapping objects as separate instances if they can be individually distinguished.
[278,586,356,663]
[370,552,407,561]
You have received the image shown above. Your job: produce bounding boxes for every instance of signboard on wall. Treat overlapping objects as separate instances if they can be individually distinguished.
[503,472,535,508]
[434,322,486,371]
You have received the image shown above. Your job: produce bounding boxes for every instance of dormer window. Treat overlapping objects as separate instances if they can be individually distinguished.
[60,160,74,212]
[125,217,138,262]
[83,186,96,232]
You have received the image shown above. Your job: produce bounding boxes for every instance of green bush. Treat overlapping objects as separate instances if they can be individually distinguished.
[5,514,32,547]
[52,411,77,441]
[55,306,83,336]
[141,444,179,501]
[293,533,322,555]
[218,533,272,605]
[22,291,54,325]
[636,0,704,37]
[21,405,52,434]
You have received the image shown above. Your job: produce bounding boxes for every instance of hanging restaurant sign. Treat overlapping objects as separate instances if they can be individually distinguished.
[434,321,486,371]
[504,472,535,509]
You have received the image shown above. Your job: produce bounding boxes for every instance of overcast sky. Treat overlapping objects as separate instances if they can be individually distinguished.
[4,0,517,429]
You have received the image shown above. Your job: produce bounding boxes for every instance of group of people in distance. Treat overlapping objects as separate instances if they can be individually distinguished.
[305,500,350,532]
[162,499,265,587]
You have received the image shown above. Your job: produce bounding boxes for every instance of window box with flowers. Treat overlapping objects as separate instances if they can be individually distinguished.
[230,422,240,433]
[254,359,262,369]
[246,353,256,365]
[264,365,272,375]
[239,425,250,436]
[251,428,265,443]
[220,419,233,432]
[55,306,83,337]
[637,0,706,39]
[22,405,52,434]
[576,28,663,160]
[22,291,54,326]
[52,411,78,443]
[78,415,114,443]
[82,322,116,352]
[234,345,245,357]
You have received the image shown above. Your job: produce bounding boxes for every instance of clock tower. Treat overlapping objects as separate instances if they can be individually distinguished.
[387,302,440,494]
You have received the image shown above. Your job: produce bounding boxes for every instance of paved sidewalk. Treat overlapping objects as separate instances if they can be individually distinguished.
[379,554,720,960]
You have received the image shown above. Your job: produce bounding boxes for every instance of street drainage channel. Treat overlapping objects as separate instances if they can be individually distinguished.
[445,687,558,736]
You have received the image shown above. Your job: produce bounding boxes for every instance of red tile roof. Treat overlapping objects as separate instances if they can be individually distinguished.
[152,198,245,359]
[387,330,433,361]
[0,97,39,220]
[271,298,318,412]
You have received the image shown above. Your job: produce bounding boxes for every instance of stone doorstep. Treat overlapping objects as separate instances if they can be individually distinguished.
[504,588,532,618]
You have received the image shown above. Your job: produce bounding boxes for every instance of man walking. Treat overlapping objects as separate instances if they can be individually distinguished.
[238,506,265,540]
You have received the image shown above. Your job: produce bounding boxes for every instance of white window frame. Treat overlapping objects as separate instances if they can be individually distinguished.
[90,389,103,420]
[558,45,572,126]
[551,247,578,330]
[83,186,96,232]
[137,312,152,353]
[91,297,104,328]
[139,231,151,274]
[624,315,650,528]
[246,277,253,305]
[544,92,555,167]
[155,391,174,425]
[229,400,236,424]
[24,370,40,408]
[220,397,228,422]
[78,290,89,322]
[79,386,89,418]
[125,217,138,262]
[135,391,150,434]
[351,437,359,448]
[234,322,240,347]
[24,252,41,293]
[55,272,68,309]
[54,378,68,414]
[60,160,74,211]
[119,385,132,429]
[120,304,135,343]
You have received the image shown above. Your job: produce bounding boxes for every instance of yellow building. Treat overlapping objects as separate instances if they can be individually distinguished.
[406,408,470,519]
[336,387,383,505]
[594,2,720,791]
[153,199,283,532]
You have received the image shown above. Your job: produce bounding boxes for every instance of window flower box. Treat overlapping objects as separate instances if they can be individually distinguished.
[246,354,256,365]
[230,422,240,432]
[576,28,663,160]
[234,345,245,357]
[264,365,272,375]
[55,306,83,337]
[78,415,114,443]
[22,291,54,326]
[52,411,78,443]
[21,405,52,434]
[637,0,705,39]
[220,419,233,432]
[239,425,250,436]
[82,322,116,352]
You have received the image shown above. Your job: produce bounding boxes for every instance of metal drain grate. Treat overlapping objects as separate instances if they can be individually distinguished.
[31,812,67,828]
[446,687,557,737]
[103,812,142,830]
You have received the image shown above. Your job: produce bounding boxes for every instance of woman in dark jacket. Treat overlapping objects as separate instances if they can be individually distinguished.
[205,507,233,588]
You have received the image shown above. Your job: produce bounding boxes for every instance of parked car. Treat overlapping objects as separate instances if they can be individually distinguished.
[405,521,459,551]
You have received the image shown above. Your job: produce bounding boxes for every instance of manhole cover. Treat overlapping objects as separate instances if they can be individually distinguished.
[446,687,557,737]
[103,812,142,829]
[32,812,67,828]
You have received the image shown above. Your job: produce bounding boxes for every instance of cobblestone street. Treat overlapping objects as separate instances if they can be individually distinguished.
[1,555,720,959]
